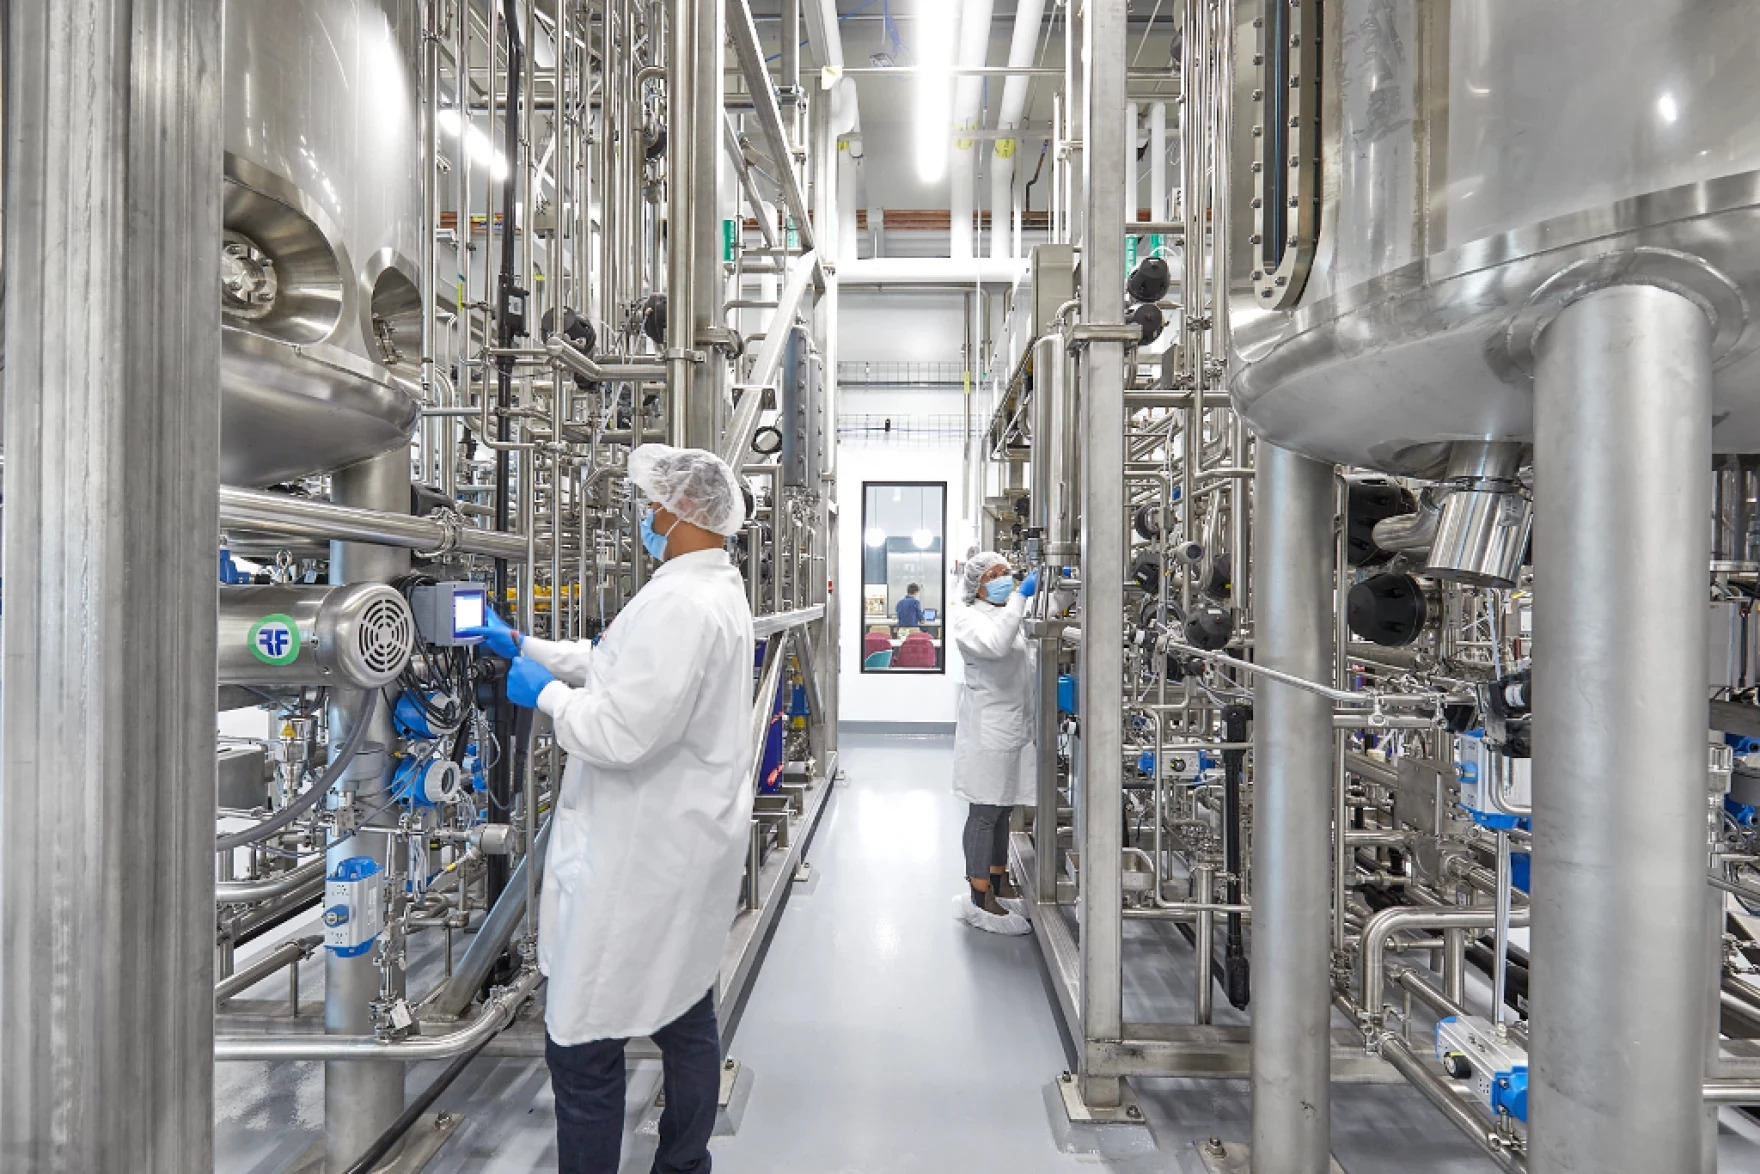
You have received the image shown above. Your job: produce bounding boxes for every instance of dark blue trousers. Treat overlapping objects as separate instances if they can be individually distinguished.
[545,990,720,1174]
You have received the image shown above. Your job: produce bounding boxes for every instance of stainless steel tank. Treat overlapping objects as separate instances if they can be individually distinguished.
[220,0,424,486]
[1226,0,1760,474]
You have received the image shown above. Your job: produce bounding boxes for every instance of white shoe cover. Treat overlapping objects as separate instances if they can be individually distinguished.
[997,895,1031,920]
[953,893,1031,935]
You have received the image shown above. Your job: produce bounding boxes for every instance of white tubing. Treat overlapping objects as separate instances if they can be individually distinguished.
[1149,102,1167,222]
[949,0,996,259]
[988,0,1049,258]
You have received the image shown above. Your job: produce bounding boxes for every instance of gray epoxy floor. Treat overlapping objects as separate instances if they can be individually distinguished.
[217,732,1760,1172]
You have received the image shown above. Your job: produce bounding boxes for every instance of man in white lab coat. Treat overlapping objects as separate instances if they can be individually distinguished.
[480,444,754,1174]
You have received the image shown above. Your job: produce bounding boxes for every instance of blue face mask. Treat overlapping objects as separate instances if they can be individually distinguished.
[640,509,673,562]
[983,576,1015,605]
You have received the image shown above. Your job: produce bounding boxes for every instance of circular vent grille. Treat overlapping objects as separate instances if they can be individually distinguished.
[354,595,415,681]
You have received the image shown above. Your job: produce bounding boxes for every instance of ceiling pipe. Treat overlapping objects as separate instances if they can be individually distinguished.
[949,0,997,260]
[988,0,1050,258]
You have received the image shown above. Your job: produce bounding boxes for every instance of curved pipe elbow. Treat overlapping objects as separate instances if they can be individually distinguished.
[1371,488,1444,554]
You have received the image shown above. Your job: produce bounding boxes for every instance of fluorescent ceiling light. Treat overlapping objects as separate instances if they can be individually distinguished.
[913,4,959,183]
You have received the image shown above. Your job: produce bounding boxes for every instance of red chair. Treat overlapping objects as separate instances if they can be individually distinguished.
[863,630,892,660]
[894,630,938,669]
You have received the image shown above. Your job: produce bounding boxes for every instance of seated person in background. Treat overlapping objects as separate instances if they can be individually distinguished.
[896,583,924,629]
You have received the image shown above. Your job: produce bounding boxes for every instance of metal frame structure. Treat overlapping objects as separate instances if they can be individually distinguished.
[1,0,843,1168]
[978,3,1760,1173]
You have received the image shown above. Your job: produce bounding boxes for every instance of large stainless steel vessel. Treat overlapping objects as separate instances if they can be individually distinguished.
[1227,0,1760,475]
[220,0,424,485]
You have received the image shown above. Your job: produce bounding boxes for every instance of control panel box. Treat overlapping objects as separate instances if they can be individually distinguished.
[409,581,488,647]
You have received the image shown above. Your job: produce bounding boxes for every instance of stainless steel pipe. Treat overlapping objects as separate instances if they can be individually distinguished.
[216,968,542,1062]
[1250,442,1337,1173]
[1529,284,1715,1173]
[1358,905,1530,1025]
[216,859,326,906]
[220,486,530,562]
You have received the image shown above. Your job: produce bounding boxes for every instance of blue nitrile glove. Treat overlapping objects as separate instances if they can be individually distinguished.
[460,609,521,658]
[1019,569,1040,599]
[506,655,557,709]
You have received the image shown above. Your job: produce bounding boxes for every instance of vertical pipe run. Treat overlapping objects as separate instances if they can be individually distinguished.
[1149,102,1167,222]
[1250,442,1336,1174]
[690,0,725,447]
[1076,0,1128,1112]
[1529,283,1713,1174]
[1,1,222,1167]
[326,450,414,1171]
[665,0,699,444]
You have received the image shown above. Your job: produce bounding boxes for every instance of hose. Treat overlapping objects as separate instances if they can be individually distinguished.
[215,691,381,854]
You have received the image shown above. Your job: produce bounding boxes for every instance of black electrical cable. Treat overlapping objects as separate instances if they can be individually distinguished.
[215,691,382,853]
[1220,703,1252,1009]
[339,1033,497,1174]
[486,0,524,914]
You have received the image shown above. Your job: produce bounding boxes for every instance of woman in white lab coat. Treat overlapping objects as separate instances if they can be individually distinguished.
[949,551,1039,935]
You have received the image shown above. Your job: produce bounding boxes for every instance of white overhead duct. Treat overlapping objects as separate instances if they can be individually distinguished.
[988,0,1049,258]
[949,0,996,260]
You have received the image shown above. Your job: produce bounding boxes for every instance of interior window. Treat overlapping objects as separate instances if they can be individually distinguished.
[860,482,947,674]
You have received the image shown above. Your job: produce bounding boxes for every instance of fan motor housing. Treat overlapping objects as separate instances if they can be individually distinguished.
[219,583,416,689]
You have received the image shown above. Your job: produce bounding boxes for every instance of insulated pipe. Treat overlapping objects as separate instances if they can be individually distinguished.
[987,0,1048,259]
[949,0,996,260]
[1529,284,1715,1173]
[1250,442,1336,1174]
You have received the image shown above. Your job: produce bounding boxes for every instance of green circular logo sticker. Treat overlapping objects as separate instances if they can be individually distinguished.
[247,613,301,667]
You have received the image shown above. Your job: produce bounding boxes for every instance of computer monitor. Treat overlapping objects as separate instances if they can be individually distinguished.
[923,608,938,622]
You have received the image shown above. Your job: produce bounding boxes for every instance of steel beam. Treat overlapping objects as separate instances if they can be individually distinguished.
[1073,0,1129,1114]
[1529,284,1714,1173]
[0,1,222,1167]
[725,0,816,250]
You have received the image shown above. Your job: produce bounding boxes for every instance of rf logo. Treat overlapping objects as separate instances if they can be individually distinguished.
[248,614,301,667]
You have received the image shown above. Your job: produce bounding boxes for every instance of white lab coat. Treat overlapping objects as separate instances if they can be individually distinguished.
[949,593,1037,806]
[524,548,755,1044]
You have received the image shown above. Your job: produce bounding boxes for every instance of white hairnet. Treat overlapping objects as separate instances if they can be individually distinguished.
[960,552,1010,604]
[626,444,747,536]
